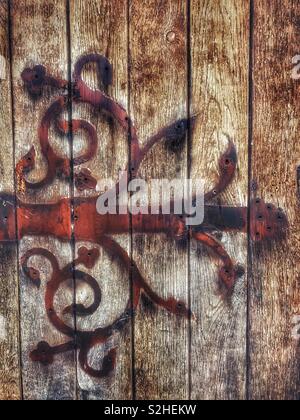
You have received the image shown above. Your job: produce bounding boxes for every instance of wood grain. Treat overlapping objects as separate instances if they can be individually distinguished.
[130,0,189,400]
[0,0,21,400]
[69,0,132,399]
[10,0,76,400]
[189,0,249,400]
[0,0,298,401]
[249,0,300,400]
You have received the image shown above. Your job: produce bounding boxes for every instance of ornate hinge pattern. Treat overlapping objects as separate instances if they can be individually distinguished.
[0,54,288,378]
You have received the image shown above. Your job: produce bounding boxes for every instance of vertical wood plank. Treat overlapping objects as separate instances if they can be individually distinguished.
[130,0,189,400]
[69,0,131,399]
[0,0,21,400]
[10,0,76,400]
[249,0,300,400]
[190,0,249,400]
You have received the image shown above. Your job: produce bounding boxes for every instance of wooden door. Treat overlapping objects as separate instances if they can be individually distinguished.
[0,0,299,400]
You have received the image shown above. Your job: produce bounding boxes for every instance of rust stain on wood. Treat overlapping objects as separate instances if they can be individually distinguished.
[0,48,286,384]
[0,0,298,401]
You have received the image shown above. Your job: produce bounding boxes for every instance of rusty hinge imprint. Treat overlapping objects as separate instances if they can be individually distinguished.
[0,54,288,379]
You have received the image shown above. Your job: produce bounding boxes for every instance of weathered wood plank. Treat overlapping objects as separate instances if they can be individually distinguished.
[190,0,249,400]
[0,0,21,400]
[130,0,189,400]
[10,0,76,400]
[69,0,132,399]
[249,0,300,400]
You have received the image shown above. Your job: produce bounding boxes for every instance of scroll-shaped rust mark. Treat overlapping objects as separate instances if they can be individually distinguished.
[21,64,67,98]
[22,243,189,378]
[3,54,288,378]
[204,138,237,202]
[16,98,99,192]
[18,54,194,194]
[75,168,97,192]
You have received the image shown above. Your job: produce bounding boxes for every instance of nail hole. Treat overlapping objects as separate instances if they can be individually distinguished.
[166,31,176,43]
